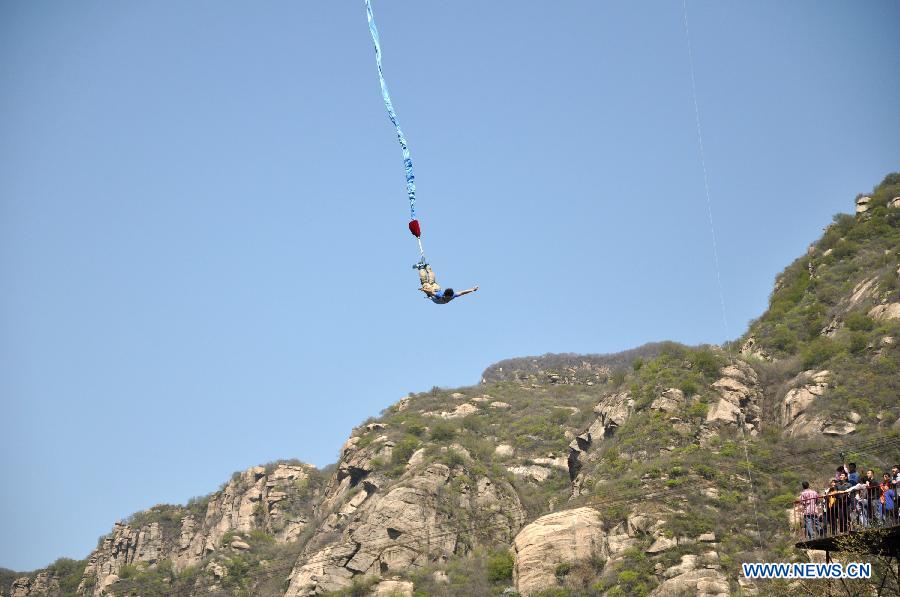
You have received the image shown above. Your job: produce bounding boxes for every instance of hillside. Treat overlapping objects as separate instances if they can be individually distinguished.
[4,173,899,597]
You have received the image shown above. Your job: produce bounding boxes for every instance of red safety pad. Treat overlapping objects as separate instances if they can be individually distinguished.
[408,219,421,238]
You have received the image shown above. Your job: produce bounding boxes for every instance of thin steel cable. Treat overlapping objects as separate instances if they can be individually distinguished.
[682,0,728,336]
[681,0,765,552]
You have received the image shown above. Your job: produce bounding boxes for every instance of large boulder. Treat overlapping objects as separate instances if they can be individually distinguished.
[646,535,677,554]
[651,388,685,413]
[507,464,553,483]
[372,579,414,596]
[869,302,900,322]
[513,507,606,596]
[650,568,730,596]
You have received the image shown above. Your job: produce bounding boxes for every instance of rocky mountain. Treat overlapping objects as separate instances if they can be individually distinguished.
[4,173,899,596]
[480,343,671,385]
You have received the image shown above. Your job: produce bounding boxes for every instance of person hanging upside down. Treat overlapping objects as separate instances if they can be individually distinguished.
[416,263,478,304]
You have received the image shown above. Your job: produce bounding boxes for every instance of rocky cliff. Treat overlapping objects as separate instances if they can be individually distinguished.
[4,174,899,596]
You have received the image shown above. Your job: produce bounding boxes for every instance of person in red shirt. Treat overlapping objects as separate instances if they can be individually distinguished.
[798,481,820,539]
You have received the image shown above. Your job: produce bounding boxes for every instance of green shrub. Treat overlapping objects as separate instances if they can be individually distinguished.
[693,464,716,480]
[47,558,87,594]
[462,415,486,433]
[686,400,709,419]
[769,324,799,353]
[678,378,699,396]
[555,562,571,579]
[848,332,868,354]
[691,349,721,378]
[550,408,572,425]
[487,549,514,582]
[407,422,426,437]
[845,312,875,331]
[345,575,379,596]
[248,529,275,545]
[430,421,456,442]
[391,435,420,467]
[801,337,841,369]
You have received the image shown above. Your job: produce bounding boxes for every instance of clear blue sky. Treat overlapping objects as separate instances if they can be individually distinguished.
[2,0,898,571]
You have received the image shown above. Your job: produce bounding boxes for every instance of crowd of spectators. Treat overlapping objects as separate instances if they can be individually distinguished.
[796,462,900,540]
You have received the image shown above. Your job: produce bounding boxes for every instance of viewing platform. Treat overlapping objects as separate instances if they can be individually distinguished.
[792,492,900,557]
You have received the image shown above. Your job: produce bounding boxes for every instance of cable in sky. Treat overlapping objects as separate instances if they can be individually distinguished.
[682,0,729,337]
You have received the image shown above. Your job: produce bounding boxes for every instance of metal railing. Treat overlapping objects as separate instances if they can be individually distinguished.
[792,486,899,543]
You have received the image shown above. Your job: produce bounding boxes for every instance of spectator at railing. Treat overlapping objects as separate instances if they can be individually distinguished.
[847,463,859,485]
[826,479,842,536]
[864,470,878,527]
[892,465,900,486]
[878,473,895,525]
[847,478,869,528]
[888,476,898,523]
[836,472,852,533]
[798,481,820,539]
[834,465,848,481]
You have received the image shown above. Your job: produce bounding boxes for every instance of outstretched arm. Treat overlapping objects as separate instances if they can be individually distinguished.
[456,285,479,297]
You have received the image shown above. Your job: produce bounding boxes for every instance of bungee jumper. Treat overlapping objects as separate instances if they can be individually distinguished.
[416,262,479,304]
[364,0,478,304]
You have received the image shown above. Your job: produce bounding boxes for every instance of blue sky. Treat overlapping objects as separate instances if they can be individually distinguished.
[2,0,898,571]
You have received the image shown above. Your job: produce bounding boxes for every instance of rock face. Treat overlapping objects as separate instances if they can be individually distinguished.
[10,572,60,596]
[566,391,637,495]
[651,568,730,596]
[869,302,900,322]
[646,535,677,554]
[512,508,606,596]
[79,521,164,594]
[592,391,634,439]
[706,362,762,434]
[781,371,831,437]
[739,337,770,360]
[651,388,685,413]
[76,462,319,595]
[823,421,857,436]
[856,195,872,214]
[507,464,554,483]
[286,460,525,596]
[847,277,878,310]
